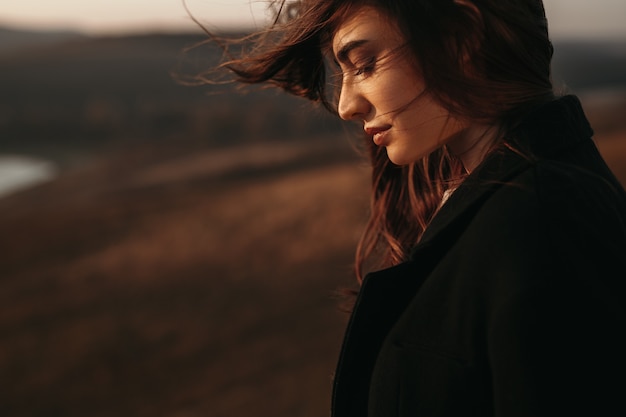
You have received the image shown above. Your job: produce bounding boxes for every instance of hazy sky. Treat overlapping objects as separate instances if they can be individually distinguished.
[1,0,625,39]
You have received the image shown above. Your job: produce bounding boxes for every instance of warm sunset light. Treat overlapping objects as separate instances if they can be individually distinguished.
[0,0,271,34]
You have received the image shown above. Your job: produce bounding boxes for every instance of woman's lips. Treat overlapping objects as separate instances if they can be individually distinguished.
[364,126,391,145]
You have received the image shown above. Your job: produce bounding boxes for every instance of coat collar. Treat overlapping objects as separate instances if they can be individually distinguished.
[412,95,593,255]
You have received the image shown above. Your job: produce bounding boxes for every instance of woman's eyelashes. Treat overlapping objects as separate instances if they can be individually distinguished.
[353,57,376,76]
[332,55,378,83]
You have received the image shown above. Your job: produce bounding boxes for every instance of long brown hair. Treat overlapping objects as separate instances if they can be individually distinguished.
[196,0,555,281]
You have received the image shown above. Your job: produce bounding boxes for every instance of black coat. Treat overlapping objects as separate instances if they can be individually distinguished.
[331,96,626,417]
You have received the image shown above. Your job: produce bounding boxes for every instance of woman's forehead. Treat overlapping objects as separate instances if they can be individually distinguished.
[331,6,401,57]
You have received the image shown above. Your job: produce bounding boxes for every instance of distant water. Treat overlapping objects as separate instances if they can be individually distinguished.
[0,155,58,198]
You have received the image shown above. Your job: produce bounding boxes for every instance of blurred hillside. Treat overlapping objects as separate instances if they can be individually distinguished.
[0,26,85,54]
[0,29,625,417]
[0,30,346,168]
[552,39,626,93]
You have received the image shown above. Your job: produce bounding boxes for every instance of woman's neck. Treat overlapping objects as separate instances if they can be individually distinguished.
[447,123,499,173]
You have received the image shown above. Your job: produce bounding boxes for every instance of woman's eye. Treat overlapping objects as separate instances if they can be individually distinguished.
[354,57,376,76]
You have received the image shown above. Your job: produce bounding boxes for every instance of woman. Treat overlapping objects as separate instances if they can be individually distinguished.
[204,0,626,415]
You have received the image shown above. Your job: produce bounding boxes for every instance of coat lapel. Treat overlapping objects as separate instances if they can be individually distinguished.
[415,145,531,251]
[416,95,593,252]
[331,255,434,417]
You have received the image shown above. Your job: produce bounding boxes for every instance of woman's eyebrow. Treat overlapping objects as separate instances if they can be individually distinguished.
[335,39,370,65]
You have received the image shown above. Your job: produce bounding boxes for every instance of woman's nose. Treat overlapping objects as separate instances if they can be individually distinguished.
[337,82,370,121]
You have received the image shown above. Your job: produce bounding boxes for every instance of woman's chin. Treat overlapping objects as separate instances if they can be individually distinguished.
[385,147,421,166]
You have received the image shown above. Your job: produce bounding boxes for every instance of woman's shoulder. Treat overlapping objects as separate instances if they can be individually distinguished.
[511,156,626,220]
[478,145,626,218]
[477,155,626,274]
[461,155,626,261]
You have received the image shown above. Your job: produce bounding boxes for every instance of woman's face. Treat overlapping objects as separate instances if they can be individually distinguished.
[332,6,469,166]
